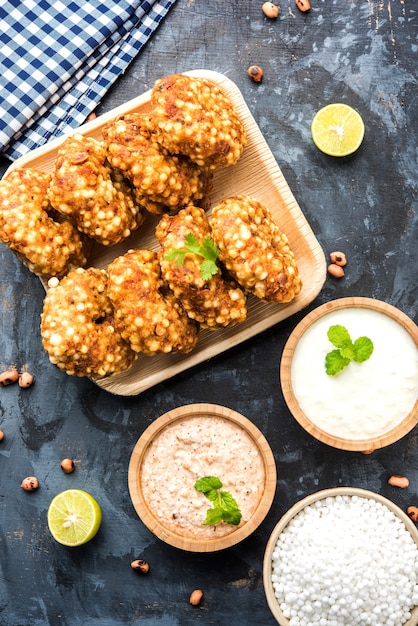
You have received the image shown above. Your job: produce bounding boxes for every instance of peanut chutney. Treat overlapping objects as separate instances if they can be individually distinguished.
[140,416,265,539]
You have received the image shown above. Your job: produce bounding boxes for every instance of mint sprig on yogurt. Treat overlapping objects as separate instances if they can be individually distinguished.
[325,324,374,376]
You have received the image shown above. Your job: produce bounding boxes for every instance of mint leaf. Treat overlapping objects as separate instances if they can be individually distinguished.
[340,343,356,361]
[204,507,224,526]
[327,324,352,349]
[164,233,220,280]
[325,325,374,375]
[352,336,374,362]
[194,476,242,527]
[195,476,222,501]
[325,349,351,375]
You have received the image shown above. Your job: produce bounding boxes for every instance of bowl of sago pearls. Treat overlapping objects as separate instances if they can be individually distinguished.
[263,487,418,626]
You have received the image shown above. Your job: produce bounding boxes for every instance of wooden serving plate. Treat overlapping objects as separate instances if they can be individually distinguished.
[263,487,418,626]
[280,297,418,451]
[128,403,277,552]
[6,70,326,396]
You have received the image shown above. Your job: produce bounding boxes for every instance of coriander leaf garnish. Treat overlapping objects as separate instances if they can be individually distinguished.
[194,476,242,526]
[325,324,374,375]
[164,233,220,281]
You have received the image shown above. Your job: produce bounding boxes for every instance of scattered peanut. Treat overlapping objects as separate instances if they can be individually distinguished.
[388,475,410,488]
[21,476,39,491]
[329,251,347,267]
[247,66,263,83]
[407,506,418,523]
[61,458,75,474]
[295,0,311,11]
[262,2,279,18]
[131,559,150,574]
[327,263,345,278]
[190,589,203,606]
[18,372,34,388]
[0,369,19,386]
[0,429,4,441]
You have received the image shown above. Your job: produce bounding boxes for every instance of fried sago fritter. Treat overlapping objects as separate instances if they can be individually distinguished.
[41,267,136,377]
[0,168,88,279]
[209,195,302,303]
[103,113,212,215]
[107,249,199,355]
[47,134,145,246]
[148,74,247,170]
[155,205,247,329]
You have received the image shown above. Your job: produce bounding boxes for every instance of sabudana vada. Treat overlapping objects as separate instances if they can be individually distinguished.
[209,195,302,303]
[41,267,136,377]
[0,168,88,279]
[148,74,247,170]
[103,113,212,215]
[107,249,199,355]
[156,205,247,329]
[48,133,145,246]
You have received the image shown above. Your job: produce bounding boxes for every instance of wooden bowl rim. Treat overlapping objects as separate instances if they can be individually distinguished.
[280,296,418,451]
[263,486,418,626]
[128,403,277,552]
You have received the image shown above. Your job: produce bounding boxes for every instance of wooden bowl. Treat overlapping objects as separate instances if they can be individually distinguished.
[263,487,418,626]
[280,297,418,451]
[128,403,277,551]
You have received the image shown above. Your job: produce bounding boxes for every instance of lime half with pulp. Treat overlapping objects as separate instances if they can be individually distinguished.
[311,103,365,157]
[47,489,102,546]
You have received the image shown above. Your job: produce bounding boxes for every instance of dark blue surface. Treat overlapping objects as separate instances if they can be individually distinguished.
[0,1,417,624]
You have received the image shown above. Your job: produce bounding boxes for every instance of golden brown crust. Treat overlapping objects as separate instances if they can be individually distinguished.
[102,113,212,215]
[107,249,199,355]
[0,168,88,279]
[210,195,302,303]
[40,267,136,377]
[155,205,247,329]
[148,74,247,170]
[47,133,145,245]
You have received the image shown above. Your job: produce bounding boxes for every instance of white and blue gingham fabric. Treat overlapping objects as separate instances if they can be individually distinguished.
[0,0,177,161]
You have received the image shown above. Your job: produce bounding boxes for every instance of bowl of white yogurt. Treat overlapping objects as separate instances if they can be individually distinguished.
[128,403,277,551]
[281,297,418,451]
[263,487,418,626]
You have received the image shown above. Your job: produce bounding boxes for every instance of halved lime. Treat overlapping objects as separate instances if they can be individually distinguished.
[311,103,365,157]
[47,489,102,547]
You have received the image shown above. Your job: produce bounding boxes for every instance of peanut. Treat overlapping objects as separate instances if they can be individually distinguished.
[131,559,150,574]
[329,251,347,266]
[247,66,263,83]
[0,369,19,386]
[190,589,203,606]
[327,263,345,278]
[21,476,39,491]
[262,2,279,18]
[388,475,409,488]
[19,372,34,388]
[296,0,311,11]
[61,458,75,474]
[407,506,418,522]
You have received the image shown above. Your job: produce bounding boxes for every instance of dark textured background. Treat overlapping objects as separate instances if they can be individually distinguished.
[0,1,417,624]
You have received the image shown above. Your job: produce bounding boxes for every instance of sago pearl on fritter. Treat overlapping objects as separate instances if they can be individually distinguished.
[270,495,418,626]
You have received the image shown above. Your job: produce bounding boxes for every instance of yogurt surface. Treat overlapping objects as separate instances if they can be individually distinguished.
[290,307,418,439]
[140,416,265,539]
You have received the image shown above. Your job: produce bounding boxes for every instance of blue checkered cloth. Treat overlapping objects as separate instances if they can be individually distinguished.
[0,0,177,161]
